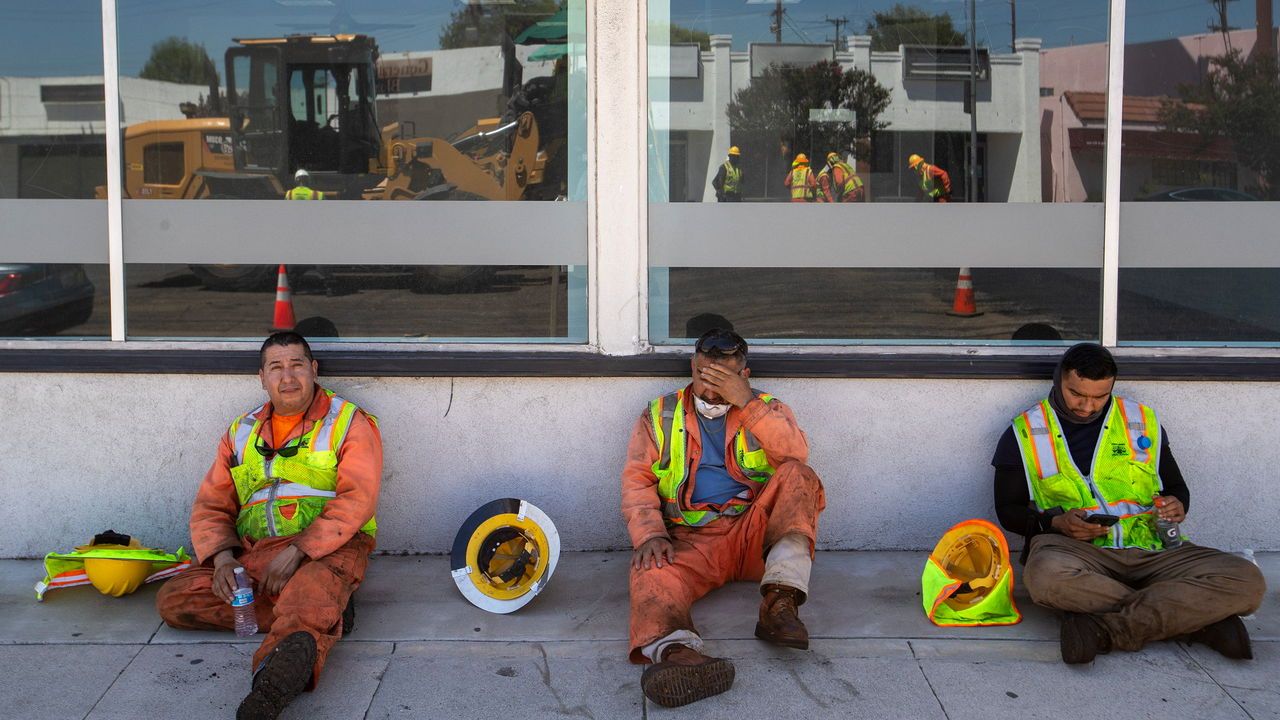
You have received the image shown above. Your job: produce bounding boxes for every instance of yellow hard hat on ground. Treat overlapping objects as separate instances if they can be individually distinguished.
[908,153,924,168]
[78,532,153,597]
[451,498,561,614]
[921,519,1021,626]
[728,146,741,156]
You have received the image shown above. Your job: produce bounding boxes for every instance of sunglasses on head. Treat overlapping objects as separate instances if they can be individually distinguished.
[695,329,747,356]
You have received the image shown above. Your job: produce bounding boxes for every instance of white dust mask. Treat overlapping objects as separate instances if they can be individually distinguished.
[694,395,731,419]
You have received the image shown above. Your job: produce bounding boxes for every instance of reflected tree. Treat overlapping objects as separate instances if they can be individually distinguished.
[438,0,563,49]
[139,37,218,85]
[1161,49,1280,199]
[725,60,890,163]
[865,4,967,52]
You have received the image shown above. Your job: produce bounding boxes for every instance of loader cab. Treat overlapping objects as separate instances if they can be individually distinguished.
[224,35,381,196]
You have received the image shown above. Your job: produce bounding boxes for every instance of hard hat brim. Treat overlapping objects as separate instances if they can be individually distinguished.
[450,498,560,614]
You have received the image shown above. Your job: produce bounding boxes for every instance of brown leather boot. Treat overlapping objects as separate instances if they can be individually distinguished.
[237,631,316,720]
[755,584,809,650]
[640,644,735,708]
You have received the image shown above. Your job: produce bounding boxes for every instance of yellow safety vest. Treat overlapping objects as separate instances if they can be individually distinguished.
[825,161,862,200]
[721,161,742,195]
[286,186,324,200]
[36,544,190,601]
[649,388,777,527]
[917,164,943,198]
[1011,396,1168,550]
[789,167,814,201]
[229,389,377,541]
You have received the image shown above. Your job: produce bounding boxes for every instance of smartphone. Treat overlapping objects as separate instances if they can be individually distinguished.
[1084,513,1120,526]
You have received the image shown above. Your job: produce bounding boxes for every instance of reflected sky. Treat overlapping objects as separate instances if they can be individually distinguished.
[0,0,1272,77]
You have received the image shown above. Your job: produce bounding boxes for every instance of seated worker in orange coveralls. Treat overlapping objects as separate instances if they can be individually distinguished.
[622,327,827,708]
[156,331,382,720]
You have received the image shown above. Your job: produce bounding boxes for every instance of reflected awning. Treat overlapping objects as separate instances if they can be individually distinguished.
[514,8,567,44]
[1068,127,1236,162]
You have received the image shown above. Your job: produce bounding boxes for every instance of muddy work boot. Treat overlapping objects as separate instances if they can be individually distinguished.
[1189,615,1253,660]
[754,584,809,650]
[640,644,735,708]
[237,631,317,720]
[1059,612,1112,664]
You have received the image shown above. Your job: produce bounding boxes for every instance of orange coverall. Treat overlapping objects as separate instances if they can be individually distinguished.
[156,386,382,687]
[622,388,826,662]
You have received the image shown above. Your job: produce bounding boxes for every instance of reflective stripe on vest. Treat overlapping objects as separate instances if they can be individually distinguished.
[722,161,742,195]
[1012,396,1166,550]
[832,162,860,199]
[650,388,777,527]
[790,167,813,200]
[227,389,376,540]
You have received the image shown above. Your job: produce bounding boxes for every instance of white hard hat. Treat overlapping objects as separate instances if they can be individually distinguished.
[294,168,311,183]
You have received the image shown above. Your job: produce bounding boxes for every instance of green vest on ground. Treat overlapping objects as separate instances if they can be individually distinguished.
[286,186,324,200]
[649,388,777,527]
[921,519,1021,626]
[721,161,742,196]
[1011,396,1168,550]
[229,389,377,541]
[36,545,190,600]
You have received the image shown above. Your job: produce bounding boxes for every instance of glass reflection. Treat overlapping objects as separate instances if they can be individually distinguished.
[116,0,582,201]
[0,263,107,337]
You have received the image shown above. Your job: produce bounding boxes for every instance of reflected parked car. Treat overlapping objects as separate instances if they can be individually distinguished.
[0,264,96,335]
[1137,187,1259,201]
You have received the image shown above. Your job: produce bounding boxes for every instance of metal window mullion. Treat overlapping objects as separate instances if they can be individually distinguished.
[591,0,645,355]
[1100,0,1127,347]
[100,0,126,342]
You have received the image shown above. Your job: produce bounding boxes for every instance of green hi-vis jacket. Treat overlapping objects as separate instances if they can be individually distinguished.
[229,389,377,541]
[649,388,776,527]
[36,545,190,601]
[921,519,1021,626]
[1012,396,1170,550]
[720,161,742,195]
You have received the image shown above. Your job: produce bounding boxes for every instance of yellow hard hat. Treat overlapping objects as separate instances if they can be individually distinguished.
[728,146,741,156]
[79,533,151,597]
[795,153,809,165]
[934,522,1004,610]
[827,152,840,164]
[908,153,924,168]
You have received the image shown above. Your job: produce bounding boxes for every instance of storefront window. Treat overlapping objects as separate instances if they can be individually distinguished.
[1119,0,1280,344]
[647,0,1109,344]
[0,0,110,337]
[116,0,587,341]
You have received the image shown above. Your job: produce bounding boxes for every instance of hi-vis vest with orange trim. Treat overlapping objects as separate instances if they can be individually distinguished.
[789,167,815,201]
[650,388,777,527]
[824,161,862,200]
[229,389,377,541]
[35,545,190,601]
[1012,396,1167,550]
[921,519,1020,626]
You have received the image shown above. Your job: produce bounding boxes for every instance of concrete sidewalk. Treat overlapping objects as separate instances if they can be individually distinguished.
[2,551,1275,719]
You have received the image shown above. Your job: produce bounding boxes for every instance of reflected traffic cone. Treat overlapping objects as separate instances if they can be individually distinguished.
[272,264,296,331]
[947,267,983,317]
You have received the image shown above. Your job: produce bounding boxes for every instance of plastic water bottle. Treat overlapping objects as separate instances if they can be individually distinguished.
[231,567,258,637]
[1154,497,1183,549]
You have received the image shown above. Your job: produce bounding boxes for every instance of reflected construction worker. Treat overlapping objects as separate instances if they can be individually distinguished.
[710,146,744,202]
[992,343,1265,664]
[783,153,819,202]
[819,151,864,203]
[908,153,951,203]
[624,328,826,708]
[285,169,325,200]
[156,332,381,720]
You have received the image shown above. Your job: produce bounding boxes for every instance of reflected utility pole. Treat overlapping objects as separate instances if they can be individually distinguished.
[1009,0,1017,52]
[771,0,784,43]
[825,16,849,51]
[968,0,978,202]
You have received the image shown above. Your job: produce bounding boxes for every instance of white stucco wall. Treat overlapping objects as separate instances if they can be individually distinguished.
[1,372,1273,558]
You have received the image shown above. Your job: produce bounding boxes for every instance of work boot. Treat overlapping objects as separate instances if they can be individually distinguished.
[640,644,735,708]
[341,595,356,636]
[1188,616,1253,660]
[236,631,316,720]
[754,584,809,650]
[1059,612,1112,664]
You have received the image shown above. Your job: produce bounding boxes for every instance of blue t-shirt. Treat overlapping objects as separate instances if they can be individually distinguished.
[689,412,746,506]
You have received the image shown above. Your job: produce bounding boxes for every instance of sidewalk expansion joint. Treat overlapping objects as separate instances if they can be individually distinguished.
[907,640,951,720]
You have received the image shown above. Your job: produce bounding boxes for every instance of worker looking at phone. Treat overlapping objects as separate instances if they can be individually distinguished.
[990,343,1264,665]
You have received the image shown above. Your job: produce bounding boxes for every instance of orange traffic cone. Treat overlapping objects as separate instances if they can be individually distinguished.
[947,267,983,317]
[272,264,296,331]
